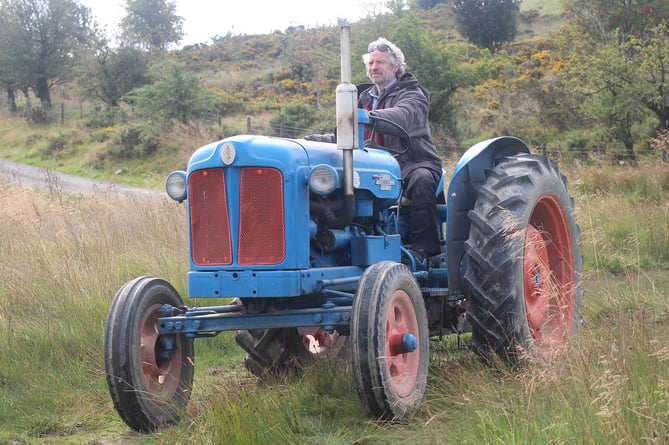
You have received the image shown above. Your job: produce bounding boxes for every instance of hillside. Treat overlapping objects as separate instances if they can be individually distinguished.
[10,0,648,193]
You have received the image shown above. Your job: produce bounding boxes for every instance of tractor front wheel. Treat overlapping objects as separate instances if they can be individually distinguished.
[105,276,194,432]
[351,261,429,420]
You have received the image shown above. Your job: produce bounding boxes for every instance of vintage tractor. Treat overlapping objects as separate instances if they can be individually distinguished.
[104,27,582,432]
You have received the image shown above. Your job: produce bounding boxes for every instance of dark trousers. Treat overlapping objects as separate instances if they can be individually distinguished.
[404,167,441,256]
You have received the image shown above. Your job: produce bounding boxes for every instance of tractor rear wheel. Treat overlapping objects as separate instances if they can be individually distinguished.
[351,261,429,420]
[235,327,310,380]
[235,326,345,381]
[105,276,194,432]
[464,154,582,364]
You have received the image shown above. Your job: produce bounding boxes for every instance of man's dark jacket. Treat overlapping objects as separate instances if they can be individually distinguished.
[358,72,442,180]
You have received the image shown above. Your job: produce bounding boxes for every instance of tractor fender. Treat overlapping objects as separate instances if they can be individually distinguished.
[445,136,531,296]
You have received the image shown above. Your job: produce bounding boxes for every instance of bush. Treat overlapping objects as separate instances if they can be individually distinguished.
[46,132,67,153]
[269,103,321,138]
[26,107,52,125]
[106,122,161,160]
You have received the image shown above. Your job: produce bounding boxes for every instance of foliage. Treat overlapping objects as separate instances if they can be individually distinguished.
[564,0,669,44]
[209,87,246,116]
[124,59,215,125]
[631,26,669,131]
[0,0,96,109]
[25,107,52,125]
[120,0,184,52]
[417,0,448,9]
[107,121,161,159]
[455,36,594,149]
[453,0,522,53]
[82,44,150,107]
[283,27,341,113]
[269,102,323,137]
[650,129,669,158]
[561,1,669,161]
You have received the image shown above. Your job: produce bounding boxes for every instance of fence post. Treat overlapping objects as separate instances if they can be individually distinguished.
[60,103,64,125]
[247,116,252,134]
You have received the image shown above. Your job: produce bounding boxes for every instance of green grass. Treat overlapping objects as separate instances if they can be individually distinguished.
[574,162,669,272]
[1,158,668,444]
[0,116,221,190]
[521,0,564,15]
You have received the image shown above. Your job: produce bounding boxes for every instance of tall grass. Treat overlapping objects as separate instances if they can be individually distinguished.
[574,162,669,272]
[0,161,667,444]
[0,180,190,443]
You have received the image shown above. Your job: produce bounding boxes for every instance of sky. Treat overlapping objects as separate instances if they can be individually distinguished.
[79,0,386,47]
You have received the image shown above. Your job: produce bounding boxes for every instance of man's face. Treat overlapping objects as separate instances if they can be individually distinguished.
[366,49,399,90]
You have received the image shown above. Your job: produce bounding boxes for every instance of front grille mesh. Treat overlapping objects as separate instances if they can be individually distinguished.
[238,167,285,265]
[189,168,232,265]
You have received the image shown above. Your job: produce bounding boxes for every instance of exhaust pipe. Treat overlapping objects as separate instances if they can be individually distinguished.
[334,25,357,227]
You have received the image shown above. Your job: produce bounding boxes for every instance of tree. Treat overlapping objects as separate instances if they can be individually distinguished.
[563,0,669,161]
[635,26,669,131]
[120,0,184,52]
[269,103,320,137]
[577,27,669,162]
[84,44,150,107]
[452,0,522,53]
[124,60,214,125]
[0,3,25,113]
[565,0,669,44]
[0,0,95,109]
[417,0,447,9]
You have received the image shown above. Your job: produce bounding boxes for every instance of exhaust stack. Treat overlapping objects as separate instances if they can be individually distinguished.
[336,25,357,199]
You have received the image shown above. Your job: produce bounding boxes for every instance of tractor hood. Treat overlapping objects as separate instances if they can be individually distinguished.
[186,134,402,204]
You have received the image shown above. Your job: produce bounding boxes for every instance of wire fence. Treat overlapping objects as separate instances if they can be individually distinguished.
[264,120,668,164]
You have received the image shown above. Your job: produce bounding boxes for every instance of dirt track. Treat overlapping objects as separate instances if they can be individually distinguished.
[0,159,164,200]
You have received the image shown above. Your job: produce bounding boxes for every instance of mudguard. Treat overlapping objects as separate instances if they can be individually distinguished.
[445,136,531,295]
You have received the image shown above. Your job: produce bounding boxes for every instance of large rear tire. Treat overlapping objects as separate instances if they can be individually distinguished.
[351,261,429,420]
[235,324,345,381]
[235,327,313,380]
[105,276,194,432]
[463,154,582,364]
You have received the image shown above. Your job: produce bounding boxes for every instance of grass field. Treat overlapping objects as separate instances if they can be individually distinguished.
[1,157,668,444]
[521,0,564,15]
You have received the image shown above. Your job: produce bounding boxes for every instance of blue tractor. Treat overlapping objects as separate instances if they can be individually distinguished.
[104,27,582,431]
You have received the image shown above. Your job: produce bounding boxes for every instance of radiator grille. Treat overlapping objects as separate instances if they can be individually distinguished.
[189,168,232,265]
[238,167,285,265]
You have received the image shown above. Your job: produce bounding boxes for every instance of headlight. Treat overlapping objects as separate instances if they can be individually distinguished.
[165,171,187,202]
[309,164,339,195]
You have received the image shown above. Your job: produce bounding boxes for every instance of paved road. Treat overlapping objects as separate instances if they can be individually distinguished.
[0,159,165,200]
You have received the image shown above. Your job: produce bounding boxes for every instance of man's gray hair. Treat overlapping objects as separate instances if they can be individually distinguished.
[362,37,406,78]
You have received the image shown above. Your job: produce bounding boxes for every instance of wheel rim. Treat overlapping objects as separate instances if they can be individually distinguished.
[139,304,183,403]
[524,194,575,350]
[384,289,420,398]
